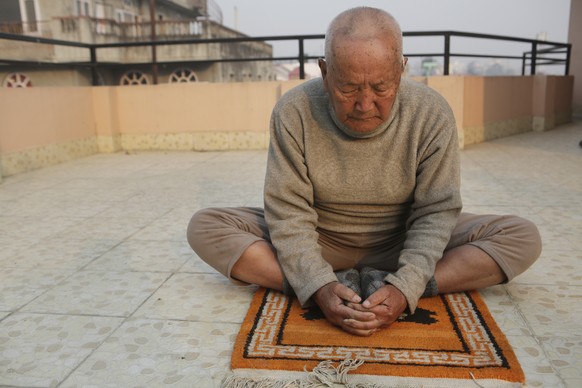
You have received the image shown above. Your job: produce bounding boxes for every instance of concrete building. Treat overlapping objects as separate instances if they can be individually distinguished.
[0,0,274,86]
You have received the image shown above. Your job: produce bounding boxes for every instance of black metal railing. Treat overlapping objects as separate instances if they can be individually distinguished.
[0,30,571,86]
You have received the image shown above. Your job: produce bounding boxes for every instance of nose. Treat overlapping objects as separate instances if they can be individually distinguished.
[354,88,375,113]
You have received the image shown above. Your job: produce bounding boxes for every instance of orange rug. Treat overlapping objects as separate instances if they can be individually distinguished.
[225,288,525,387]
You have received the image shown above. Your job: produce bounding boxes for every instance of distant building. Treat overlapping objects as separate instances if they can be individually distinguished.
[0,0,274,87]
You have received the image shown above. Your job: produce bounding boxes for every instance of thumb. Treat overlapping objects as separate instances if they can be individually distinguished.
[362,289,385,308]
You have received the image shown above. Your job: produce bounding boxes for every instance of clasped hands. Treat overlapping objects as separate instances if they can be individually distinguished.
[313,281,407,336]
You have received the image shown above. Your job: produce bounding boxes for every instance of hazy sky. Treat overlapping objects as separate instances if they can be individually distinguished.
[214,0,572,61]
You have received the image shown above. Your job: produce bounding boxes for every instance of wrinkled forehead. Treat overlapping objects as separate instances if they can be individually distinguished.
[328,38,402,71]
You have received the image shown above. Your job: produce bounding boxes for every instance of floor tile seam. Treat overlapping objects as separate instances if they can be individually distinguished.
[53,311,130,388]
[503,285,539,338]
[62,268,179,275]
[0,240,124,271]
[73,238,131,273]
[7,275,176,386]
[506,284,582,347]
[511,282,582,288]
[1,310,129,320]
[47,215,161,243]
[6,264,88,316]
[0,178,66,194]
[503,334,568,388]
[127,272,244,324]
[118,315,244,325]
[0,213,95,221]
[120,271,178,321]
[60,213,162,224]
[175,269,219,275]
[509,283,582,291]
[4,267,173,316]
[0,385,44,388]
[529,333,571,388]
[126,237,187,243]
[18,216,98,243]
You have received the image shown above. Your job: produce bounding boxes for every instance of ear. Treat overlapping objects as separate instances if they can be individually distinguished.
[318,58,327,79]
[402,57,408,71]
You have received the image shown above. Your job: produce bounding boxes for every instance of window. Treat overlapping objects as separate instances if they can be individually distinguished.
[75,0,92,16]
[19,0,39,32]
[189,21,202,35]
[169,68,198,83]
[120,70,149,85]
[116,9,137,22]
[95,3,105,33]
[3,72,33,88]
[0,0,21,24]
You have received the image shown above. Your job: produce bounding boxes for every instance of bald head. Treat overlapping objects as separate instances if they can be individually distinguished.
[324,7,403,68]
[318,7,406,134]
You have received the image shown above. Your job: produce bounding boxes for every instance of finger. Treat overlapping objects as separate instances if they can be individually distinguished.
[339,304,375,320]
[345,302,385,317]
[362,286,392,308]
[340,321,378,336]
[343,317,382,332]
[334,283,362,304]
[345,302,370,311]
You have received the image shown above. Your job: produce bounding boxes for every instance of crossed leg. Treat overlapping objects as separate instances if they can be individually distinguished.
[188,208,542,299]
[230,240,508,295]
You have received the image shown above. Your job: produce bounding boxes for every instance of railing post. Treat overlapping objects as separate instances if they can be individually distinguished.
[149,0,158,84]
[530,41,537,75]
[521,52,526,76]
[299,38,305,80]
[90,46,99,86]
[443,32,450,75]
[565,43,571,75]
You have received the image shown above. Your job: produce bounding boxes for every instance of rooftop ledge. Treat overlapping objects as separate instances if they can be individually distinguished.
[0,75,574,180]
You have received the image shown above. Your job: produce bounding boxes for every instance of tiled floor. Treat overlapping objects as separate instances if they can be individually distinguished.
[0,122,581,387]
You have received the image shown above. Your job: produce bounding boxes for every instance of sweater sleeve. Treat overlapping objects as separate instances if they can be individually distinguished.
[385,100,462,313]
[263,101,338,307]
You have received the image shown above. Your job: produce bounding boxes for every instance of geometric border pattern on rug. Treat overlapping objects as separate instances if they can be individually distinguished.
[233,288,524,383]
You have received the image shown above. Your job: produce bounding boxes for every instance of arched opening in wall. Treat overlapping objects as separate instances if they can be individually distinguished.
[3,72,33,87]
[168,68,198,83]
[120,70,149,85]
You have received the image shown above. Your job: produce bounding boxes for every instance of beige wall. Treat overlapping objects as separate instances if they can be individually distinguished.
[0,75,574,178]
[0,86,98,176]
[114,82,278,134]
[532,75,575,131]
[0,86,95,150]
[434,76,573,146]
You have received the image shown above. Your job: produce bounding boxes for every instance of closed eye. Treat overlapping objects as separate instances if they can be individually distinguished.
[338,86,358,94]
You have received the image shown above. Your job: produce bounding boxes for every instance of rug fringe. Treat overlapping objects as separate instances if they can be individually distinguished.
[306,358,367,387]
[221,359,386,388]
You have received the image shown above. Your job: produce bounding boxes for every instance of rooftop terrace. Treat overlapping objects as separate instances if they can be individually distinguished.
[0,121,581,387]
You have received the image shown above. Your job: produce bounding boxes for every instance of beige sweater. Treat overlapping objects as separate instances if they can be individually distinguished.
[264,77,461,312]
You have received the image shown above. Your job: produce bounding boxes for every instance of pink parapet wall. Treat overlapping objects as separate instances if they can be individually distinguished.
[0,76,574,178]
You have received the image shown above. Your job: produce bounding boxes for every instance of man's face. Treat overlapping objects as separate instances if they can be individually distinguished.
[320,38,404,133]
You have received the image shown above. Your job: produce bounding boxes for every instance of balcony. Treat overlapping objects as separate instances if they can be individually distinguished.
[0,118,581,386]
[0,28,580,388]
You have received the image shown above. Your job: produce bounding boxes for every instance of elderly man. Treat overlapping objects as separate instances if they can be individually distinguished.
[187,7,541,336]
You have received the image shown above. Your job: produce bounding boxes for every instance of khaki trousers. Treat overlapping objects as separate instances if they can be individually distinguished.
[187,207,541,286]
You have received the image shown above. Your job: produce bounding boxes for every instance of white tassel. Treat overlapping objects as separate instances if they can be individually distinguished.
[306,359,365,386]
[221,359,376,388]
